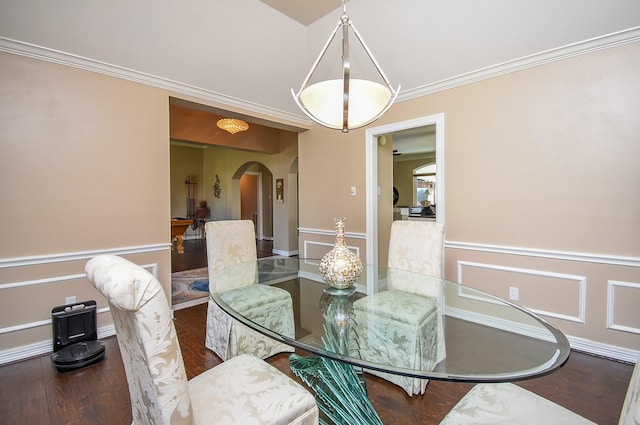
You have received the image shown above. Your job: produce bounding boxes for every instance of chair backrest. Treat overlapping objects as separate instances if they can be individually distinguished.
[205,220,258,292]
[85,255,194,425]
[619,359,640,425]
[387,220,444,277]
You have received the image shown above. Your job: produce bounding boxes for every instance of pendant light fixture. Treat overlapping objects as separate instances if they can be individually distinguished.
[291,0,399,133]
[217,118,249,134]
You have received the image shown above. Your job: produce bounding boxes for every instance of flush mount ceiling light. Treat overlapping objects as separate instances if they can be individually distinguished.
[217,118,249,134]
[291,0,399,133]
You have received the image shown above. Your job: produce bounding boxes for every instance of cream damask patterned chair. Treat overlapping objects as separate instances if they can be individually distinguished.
[85,255,319,425]
[440,358,639,424]
[205,220,294,360]
[353,220,446,396]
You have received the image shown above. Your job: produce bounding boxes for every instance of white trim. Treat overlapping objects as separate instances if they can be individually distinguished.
[398,27,640,102]
[0,243,170,269]
[272,249,299,257]
[298,227,367,239]
[445,240,640,268]
[0,272,87,291]
[2,27,638,132]
[607,280,640,335]
[0,264,157,335]
[303,240,361,260]
[0,37,309,127]
[447,307,639,364]
[568,336,638,364]
[0,263,158,293]
[446,306,555,343]
[0,323,116,365]
[457,261,587,324]
[365,113,445,266]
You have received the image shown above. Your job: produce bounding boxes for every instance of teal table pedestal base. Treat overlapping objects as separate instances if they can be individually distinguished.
[289,353,383,425]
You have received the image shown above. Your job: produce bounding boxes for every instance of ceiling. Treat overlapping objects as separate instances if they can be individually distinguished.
[250,1,435,153]
[258,0,343,26]
[1,1,637,148]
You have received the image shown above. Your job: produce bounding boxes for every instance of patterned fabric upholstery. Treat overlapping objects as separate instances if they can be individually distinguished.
[440,383,596,424]
[353,220,445,396]
[386,220,444,276]
[619,359,639,425]
[353,289,440,395]
[441,360,640,425]
[205,220,294,360]
[85,254,319,425]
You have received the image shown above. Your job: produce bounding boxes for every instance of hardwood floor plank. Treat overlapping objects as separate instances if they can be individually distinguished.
[1,291,634,424]
[0,355,52,425]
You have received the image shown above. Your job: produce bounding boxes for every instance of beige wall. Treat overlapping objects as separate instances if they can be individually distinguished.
[299,42,640,357]
[1,41,639,363]
[200,141,299,255]
[0,52,172,358]
[0,52,302,361]
[170,144,205,218]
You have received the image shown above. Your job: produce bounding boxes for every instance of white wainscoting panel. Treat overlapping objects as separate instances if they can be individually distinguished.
[457,260,587,324]
[607,280,640,335]
[0,262,157,364]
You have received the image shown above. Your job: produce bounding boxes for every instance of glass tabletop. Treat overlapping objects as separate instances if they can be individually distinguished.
[209,257,570,382]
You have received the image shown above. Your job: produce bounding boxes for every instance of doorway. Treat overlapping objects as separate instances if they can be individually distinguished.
[365,113,445,265]
[240,172,262,238]
[233,162,274,243]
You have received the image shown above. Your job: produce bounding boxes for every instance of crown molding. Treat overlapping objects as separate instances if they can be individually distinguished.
[2,27,639,123]
[0,37,310,127]
[398,26,640,102]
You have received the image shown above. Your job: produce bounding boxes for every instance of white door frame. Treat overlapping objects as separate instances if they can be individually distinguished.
[365,113,445,265]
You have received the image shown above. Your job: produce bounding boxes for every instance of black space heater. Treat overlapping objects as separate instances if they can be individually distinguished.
[50,300,105,372]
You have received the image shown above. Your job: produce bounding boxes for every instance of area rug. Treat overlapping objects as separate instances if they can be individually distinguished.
[171,257,297,310]
[171,267,209,310]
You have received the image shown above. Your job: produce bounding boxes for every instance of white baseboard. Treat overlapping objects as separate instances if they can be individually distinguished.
[568,336,639,364]
[272,249,298,257]
[2,315,636,366]
[0,325,115,365]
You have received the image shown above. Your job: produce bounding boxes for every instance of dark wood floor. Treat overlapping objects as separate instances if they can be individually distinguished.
[0,299,634,424]
[1,240,633,424]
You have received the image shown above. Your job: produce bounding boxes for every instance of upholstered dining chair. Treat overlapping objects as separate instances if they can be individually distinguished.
[85,254,319,425]
[353,220,446,396]
[440,358,639,424]
[205,220,294,361]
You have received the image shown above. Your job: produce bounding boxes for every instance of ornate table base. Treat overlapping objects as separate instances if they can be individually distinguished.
[289,353,382,425]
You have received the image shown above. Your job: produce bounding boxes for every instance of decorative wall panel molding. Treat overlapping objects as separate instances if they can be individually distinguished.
[299,227,367,239]
[446,240,640,268]
[303,240,361,260]
[457,260,587,324]
[607,280,640,335]
[0,263,157,335]
[0,261,157,364]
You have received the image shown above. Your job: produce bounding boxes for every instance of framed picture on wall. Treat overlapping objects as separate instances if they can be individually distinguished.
[276,178,284,203]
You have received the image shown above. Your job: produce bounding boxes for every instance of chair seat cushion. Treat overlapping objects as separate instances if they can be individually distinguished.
[221,284,292,311]
[440,383,596,425]
[189,354,319,425]
[352,290,437,325]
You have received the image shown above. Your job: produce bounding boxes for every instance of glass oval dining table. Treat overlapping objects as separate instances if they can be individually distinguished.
[209,257,570,425]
